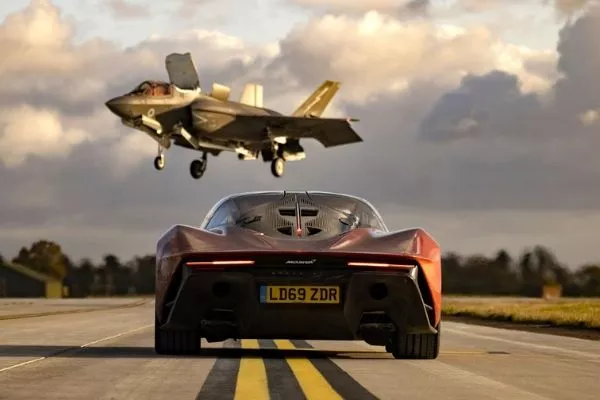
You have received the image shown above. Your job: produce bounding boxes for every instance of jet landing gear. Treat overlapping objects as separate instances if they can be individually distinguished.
[265,136,305,178]
[271,157,285,177]
[154,146,165,170]
[190,152,207,179]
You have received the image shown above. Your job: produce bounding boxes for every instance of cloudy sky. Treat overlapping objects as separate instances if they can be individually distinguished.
[1,0,599,268]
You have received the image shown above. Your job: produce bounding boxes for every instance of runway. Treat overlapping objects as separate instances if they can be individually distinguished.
[0,300,598,399]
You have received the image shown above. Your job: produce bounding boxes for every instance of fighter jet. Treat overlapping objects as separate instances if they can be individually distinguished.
[104,52,362,179]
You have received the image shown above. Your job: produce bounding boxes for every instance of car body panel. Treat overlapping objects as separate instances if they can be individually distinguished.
[154,191,442,345]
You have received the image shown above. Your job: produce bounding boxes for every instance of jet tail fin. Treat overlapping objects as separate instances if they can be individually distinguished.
[165,52,200,90]
[239,83,264,107]
[292,80,341,118]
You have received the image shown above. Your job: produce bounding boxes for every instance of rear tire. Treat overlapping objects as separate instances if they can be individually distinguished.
[389,323,441,360]
[154,317,201,355]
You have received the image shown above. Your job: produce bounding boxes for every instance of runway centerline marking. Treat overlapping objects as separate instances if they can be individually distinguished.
[274,339,342,400]
[0,323,153,373]
[234,339,269,400]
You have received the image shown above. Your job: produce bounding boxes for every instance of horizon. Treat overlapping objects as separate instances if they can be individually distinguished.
[1,0,599,269]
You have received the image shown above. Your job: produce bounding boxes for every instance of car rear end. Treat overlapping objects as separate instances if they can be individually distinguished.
[157,251,439,347]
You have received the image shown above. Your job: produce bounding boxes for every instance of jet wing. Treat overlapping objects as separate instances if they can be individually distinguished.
[247,115,362,148]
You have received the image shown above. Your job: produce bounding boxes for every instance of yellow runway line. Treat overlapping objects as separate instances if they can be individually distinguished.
[274,339,343,400]
[234,339,269,400]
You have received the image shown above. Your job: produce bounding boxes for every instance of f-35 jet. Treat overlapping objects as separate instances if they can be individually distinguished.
[104,52,362,179]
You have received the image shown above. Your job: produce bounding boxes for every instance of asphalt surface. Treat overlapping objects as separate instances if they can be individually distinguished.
[0,298,148,319]
[0,300,599,399]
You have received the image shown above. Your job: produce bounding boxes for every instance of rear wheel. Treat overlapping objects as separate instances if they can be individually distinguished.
[388,323,441,359]
[154,317,201,355]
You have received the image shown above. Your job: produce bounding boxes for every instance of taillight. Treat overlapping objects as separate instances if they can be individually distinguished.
[347,262,414,270]
[186,260,255,268]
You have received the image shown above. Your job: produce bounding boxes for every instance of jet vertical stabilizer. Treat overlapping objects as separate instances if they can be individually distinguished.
[292,80,340,118]
[240,83,263,107]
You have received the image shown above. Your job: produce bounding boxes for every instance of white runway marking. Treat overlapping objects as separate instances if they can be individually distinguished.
[443,326,600,361]
[0,323,153,373]
[0,357,46,373]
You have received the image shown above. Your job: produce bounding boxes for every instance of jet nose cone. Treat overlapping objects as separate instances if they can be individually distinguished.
[105,96,129,118]
[105,98,118,113]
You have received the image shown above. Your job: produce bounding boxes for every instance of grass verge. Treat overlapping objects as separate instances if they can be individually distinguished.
[442,297,600,330]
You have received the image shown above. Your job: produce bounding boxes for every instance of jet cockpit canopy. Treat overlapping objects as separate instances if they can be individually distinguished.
[129,80,173,96]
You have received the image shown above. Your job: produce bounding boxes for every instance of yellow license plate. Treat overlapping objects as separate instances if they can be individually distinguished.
[260,285,340,304]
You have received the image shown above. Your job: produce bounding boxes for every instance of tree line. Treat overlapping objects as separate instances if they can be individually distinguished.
[1,240,599,297]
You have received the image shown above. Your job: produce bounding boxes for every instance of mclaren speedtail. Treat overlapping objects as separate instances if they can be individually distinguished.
[154,191,442,359]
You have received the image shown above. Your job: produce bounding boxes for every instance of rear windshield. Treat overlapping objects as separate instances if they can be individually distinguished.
[203,193,387,239]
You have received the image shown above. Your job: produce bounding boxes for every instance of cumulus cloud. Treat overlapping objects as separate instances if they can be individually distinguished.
[290,0,429,16]
[0,0,74,75]
[172,0,218,18]
[415,4,600,213]
[423,2,600,145]
[271,11,556,105]
[291,0,595,18]
[450,0,595,15]
[106,0,150,19]
[579,109,600,125]
[1,0,599,267]
[552,0,597,16]
[0,106,89,167]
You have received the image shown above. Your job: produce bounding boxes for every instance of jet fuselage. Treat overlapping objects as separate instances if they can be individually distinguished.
[106,84,285,145]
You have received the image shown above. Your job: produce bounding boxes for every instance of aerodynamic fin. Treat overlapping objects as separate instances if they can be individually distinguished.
[165,52,201,90]
[292,80,341,118]
[240,83,264,107]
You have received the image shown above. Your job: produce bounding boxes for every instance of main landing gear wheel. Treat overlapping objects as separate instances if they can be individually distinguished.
[154,155,165,170]
[271,157,285,177]
[190,153,207,179]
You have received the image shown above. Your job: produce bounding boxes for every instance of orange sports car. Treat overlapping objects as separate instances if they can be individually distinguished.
[154,191,442,359]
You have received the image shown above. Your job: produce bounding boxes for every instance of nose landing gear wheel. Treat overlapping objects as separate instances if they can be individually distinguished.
[154,155,165,170]
[190,159,206,179]
[271,157,285,177]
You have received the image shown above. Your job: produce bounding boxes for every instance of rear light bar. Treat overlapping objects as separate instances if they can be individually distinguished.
[347,262,415,270]
[185,260,414,269]
[186,260,255,267]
